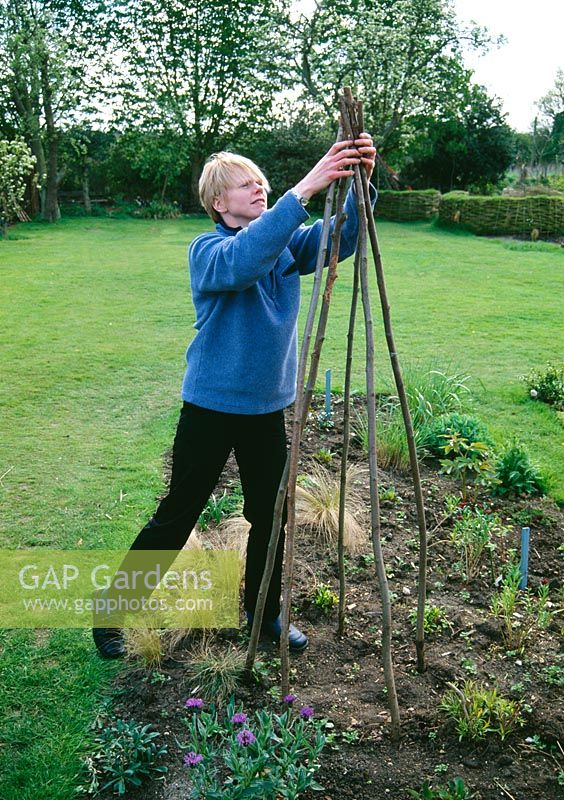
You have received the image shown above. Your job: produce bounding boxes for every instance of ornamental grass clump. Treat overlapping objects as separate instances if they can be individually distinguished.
[181,696,326,800]
[440,680,523,741]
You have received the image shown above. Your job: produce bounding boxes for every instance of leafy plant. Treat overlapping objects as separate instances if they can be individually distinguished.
[313,447,333,465]
[450,507,506,580]
[422,413,493,458]
[492,443,547,497]
[124,628,163,668]
[310,583,338,615]
[440,680,523,741]
[542,664,564,687]
[181,696,326,799]
[198,485,244,530]
[522,362,564,410]
[409,605,450,635]
[439,433,497,499]
[78,719,167,795]
[491,563,554,652]
[408,778,473,799]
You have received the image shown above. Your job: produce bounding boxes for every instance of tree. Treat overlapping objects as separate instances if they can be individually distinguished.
[401,85,515,192]
[535,69,564,171]
[110,0,289,205]
[0,138,36,237]
[0,0,104,221]
[285,0,497,153]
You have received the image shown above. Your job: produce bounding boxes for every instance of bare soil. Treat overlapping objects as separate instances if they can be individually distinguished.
[103,396,563,800]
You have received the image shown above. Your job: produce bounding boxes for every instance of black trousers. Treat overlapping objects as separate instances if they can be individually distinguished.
[129,402,288,620]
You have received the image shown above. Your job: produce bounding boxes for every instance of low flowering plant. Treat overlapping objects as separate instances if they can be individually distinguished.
[180,696,326,800]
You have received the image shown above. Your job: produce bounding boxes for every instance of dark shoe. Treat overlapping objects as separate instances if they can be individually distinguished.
[92,627,125,659]
[247,612,308,652]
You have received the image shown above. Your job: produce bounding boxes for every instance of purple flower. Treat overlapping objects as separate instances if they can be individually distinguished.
[231,712,248,725]
[283,694,297,705]
[300,706,315,719]
[183,752,204,768]
[236,729,257,746]
[185,697,204,710]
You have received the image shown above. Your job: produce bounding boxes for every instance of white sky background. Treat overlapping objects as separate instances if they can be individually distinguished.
[453,0,563,132]
[292,0,564,132]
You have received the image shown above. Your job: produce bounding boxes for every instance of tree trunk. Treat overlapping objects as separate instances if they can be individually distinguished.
[40,53,60,223]
[82,169,92,215]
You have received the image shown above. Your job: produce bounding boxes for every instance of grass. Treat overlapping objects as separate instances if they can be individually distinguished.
[0,214,563,796]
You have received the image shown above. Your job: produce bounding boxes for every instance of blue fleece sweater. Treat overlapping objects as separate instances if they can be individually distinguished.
[181,185,375,414]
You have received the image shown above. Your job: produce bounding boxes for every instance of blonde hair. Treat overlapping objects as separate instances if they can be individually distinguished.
[199,152,271,222]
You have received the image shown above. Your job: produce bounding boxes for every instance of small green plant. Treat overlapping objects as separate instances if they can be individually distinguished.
[461,658,478,675]
[408,777,472,799]
[409,605,450,635]
[198,485,244,530]
[492,443,547,497]
[313,447,333,465]
[440,680,523,741]
[439,434,497,499]
[78,719,168,795]
[310,583,338,615]
[379,484,398,503]
[341,728,361,744]
[542,663,564,687]
[450,507,506,580]
[181,695,326,799]
[491,563,554,652]
[522,362,564,410]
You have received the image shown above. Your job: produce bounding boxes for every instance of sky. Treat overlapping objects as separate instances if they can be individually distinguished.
[292,0,563,133]
[453,0,563,131]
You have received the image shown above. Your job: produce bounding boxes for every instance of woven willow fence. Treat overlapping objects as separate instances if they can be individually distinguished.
[438,193,564,236]
[374,189,441,221]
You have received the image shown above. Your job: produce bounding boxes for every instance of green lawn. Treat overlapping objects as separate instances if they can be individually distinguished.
[0,215,562,796]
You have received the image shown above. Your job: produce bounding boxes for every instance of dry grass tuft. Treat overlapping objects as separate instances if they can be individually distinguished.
[295,463,367,554]
[183,635,246,703]
[124,627,164,668]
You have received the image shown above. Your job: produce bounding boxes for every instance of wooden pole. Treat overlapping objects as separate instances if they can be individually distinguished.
[280,175,348,695]
[337,243,360,636]
[245,144,343,675]
[341,89,401,740]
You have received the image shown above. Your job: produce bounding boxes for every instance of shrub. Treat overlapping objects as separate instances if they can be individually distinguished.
[78,719,167,795]
[492,443,547,497]
[136,200,181,219]
[522,362,564,410]
[439,434,497,500]
[440,681,523,741]
[422,413,493,458]
[181,696,326,799]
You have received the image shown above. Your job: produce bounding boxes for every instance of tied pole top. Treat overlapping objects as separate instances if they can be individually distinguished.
[339,87,364,148]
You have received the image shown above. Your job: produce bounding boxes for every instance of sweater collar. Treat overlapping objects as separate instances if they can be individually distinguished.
[216,219,242,236]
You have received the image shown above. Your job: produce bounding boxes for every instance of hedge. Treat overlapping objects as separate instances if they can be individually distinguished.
[438,193,564,236]
[374,189,441,221]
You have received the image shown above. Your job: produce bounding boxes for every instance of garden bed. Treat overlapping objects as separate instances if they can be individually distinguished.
[91,396,563,800]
